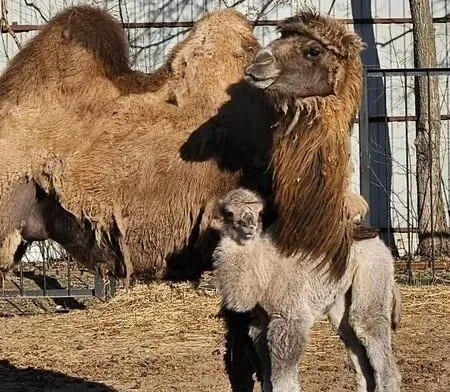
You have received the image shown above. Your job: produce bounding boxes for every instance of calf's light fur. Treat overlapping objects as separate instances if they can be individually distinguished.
[213,188,401,392]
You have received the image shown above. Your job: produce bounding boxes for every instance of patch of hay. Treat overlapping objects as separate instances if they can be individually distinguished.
[0,283,449,392]
[89,282,224,355]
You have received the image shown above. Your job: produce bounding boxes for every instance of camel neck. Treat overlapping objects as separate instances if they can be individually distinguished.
[269,92,355,279]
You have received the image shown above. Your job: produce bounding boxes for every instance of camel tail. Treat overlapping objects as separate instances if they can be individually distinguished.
[391,284,402,331]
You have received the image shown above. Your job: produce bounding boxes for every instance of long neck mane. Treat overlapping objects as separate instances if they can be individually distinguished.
[270,63,361,279]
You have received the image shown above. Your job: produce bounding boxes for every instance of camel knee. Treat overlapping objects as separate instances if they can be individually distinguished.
[0,229,23,274]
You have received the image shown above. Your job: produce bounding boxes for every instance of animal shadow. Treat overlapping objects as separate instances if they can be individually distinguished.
[0,359,118,391]
[179,80,275,175]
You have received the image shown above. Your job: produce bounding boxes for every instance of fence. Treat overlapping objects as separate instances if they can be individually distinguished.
[0,241,116,300]
[357,67,450,282]
[1,0,450,72]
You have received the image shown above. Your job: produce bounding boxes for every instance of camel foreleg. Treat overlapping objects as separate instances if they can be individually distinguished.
[265,315,312,392]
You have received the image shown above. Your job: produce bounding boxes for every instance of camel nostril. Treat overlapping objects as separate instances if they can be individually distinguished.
[254,49,274,65]
[244,65,253,76]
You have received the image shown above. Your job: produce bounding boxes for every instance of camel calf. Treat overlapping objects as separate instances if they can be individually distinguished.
[213,188,401,392]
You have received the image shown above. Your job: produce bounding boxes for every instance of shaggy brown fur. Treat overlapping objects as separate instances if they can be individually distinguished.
[245,12,364,278]
[0,9,273,280]
[0,6,166,116]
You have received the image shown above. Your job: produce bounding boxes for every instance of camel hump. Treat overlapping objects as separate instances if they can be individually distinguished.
[56,5,130,74]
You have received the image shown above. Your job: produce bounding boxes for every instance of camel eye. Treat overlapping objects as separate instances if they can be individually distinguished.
[305,47,321,60]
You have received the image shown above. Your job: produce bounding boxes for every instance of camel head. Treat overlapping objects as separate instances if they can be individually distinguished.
[244,12,365,279]
[244,11,363,106]
[217,188,264,244]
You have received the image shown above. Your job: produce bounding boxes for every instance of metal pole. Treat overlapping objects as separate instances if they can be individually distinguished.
[359,68,371,226]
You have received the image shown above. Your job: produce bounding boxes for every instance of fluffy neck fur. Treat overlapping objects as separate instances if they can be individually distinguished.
[270,55,362,279]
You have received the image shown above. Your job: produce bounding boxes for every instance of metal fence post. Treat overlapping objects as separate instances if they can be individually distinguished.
[94,269,105,299]
[94,270,117,300]
[359,68,371,226]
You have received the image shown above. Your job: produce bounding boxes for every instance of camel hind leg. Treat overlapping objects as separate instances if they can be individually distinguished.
[348,248,401,392]
[328,291,376,392]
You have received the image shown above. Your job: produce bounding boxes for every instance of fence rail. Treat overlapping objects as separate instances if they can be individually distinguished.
[0,260,116,300]
[2,15,450,33]
[359,66,450,282]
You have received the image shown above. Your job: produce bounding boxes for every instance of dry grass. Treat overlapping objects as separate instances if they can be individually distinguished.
[94,282,224,354]
[0,282,449,391]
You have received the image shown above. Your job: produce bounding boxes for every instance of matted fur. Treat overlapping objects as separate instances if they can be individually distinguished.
[0,9,272,279]
[266,12,364,278]
[0,5,165,116]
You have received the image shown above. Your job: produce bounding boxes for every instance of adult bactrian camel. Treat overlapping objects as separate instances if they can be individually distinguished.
[0,7,275,282]
[220,12,375,391]
[0,9,367,285]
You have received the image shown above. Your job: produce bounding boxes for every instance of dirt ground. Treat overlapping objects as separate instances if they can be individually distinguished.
[0,282,449,392]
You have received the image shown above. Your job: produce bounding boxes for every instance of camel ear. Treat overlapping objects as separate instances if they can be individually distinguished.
[210,200,227,231]
[341,34,365,55]
[218,199,227,216]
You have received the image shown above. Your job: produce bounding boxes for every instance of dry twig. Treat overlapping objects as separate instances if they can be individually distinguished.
[0,0,22,50]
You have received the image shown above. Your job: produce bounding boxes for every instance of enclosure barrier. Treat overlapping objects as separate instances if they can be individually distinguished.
[358,67,450,282]
[0,252,116,300]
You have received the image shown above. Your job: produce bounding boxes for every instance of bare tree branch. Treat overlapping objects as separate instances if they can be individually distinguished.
[254,0,276,24]
[1,0,22,50]
[327,0,337,15]
[220,0,247,8]
[129,28,189,66]
[117,0,131,43]
[23,0,48,23]
[130,28,189,50]
[378,29,413,48]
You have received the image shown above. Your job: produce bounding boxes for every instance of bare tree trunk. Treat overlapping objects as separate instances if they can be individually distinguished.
[410,0,449,260]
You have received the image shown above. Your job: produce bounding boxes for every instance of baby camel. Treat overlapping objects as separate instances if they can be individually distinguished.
[213,188,401,392]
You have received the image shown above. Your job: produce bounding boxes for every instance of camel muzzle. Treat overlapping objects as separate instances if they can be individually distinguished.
[244,49,280,89]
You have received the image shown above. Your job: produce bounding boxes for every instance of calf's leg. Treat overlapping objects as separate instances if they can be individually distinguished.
[349,263,401,392]
[266,316,312,392]
[328,291,375,392]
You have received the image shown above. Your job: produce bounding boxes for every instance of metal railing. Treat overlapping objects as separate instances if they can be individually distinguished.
[0,244,116,300]
[358,67,450,281]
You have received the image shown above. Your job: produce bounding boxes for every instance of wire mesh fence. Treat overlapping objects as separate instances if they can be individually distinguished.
[1,0,449,70]
[357,67,450,284]
[0,240,116,300]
